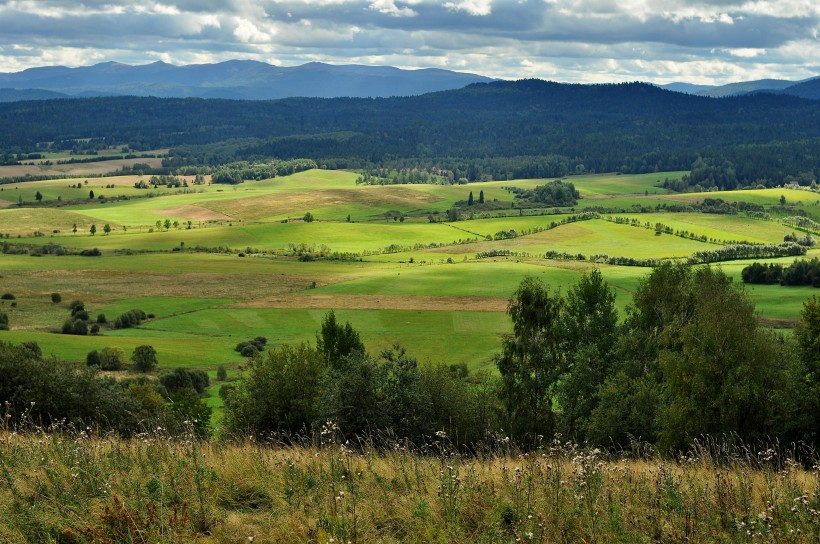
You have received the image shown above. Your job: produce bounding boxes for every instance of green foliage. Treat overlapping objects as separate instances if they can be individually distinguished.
[50,292,61,304]
[234,336,267,357]
[160,368,210,395]
[0,311,8,331]
[99,346,126,371]
[0,293,15,300]
[131,344,158,372]
[223,343,326,438]
[0,341,146,434]
[512,180,580,207]
[168,387,212,438]
[316,310,365,369]
[656,267,787,450]
[113,308,147,329]
[557,269,618,439]
[496,276,563,445]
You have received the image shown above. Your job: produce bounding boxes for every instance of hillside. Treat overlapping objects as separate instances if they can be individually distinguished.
[2,79,819,184]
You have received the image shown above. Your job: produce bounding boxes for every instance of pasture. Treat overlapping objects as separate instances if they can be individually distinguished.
[1,168,818,380]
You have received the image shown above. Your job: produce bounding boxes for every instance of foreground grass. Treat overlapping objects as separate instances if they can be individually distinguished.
[0,431,817,543]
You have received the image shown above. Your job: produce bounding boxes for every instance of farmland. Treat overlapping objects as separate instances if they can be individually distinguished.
[1,168,817,376]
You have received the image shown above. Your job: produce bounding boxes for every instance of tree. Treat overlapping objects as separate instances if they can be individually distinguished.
[468,191,474,205]
[557,269,618,439]
[0,311,9,331]
[790,296,820,444]
[35,191,43,202]
[163,219,171,231]
[131,345,158,372]
[479,190,485,204]
[89,224,97,236]
[51,292,61,304]
[316,310,365,369]
[72,223,77,235]
[89,190,94,199]
[223,343,325,438]
[496,276,564,445]
[780,194,786,206]
[657,267,785,450]
[303,212,314,223]
[103,224,111,235]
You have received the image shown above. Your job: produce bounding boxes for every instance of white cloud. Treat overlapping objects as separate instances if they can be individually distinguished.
[233,18,273,43]
[369,0,418,16]
[443,0,493,16]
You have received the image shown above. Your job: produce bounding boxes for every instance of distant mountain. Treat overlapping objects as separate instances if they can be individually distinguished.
[0,60,495,100]
[696,78,797,98]
[0,88,70,102]
[658,82,715,95]
[780,77,820,100]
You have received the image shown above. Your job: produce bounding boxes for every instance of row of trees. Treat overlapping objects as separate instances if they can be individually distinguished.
[742,258,820,287]
[224,266,819,453]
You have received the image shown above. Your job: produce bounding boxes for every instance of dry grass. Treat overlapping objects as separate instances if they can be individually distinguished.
[0,429,817,543]
[205,186,441,221]
[0,158,165,178]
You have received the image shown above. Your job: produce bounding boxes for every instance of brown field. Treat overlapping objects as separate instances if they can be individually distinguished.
[205,186,441,220]
[0,157,165,178]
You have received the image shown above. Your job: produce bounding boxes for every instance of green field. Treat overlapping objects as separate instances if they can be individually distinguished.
[2,168,818,381]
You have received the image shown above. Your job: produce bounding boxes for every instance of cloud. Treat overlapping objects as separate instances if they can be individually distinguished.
[0,0,817,84]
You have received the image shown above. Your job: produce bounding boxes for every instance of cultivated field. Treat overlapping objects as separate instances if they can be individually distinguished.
[2,168,818,411]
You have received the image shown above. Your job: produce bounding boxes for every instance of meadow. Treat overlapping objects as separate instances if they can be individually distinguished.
[0,430,817,543]
[1,167,818,386]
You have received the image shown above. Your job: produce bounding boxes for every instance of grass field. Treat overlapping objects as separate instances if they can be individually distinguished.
[2,168,818,383]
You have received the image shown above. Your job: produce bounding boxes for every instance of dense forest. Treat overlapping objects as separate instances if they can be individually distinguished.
[1,80,820,185]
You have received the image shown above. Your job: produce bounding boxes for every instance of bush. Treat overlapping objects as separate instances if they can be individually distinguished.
[216,365,228,381]
[0,312,9,331]
[51,293,61,304]
[86,350,101,367]
[99,347,126,371]
[0,293,15,300]
[96,313,107,324]
[62,318,88,335]
[160,368,210,394]
[113,309,147,329]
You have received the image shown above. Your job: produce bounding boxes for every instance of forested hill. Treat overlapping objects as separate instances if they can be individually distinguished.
[2,79,819,180]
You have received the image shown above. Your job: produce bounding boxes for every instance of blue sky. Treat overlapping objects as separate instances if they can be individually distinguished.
[0,0,818,84]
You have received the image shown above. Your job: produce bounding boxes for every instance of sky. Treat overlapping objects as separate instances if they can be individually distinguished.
[0,0,818,85]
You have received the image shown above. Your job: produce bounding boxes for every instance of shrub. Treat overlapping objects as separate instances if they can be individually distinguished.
[99,347,126,371]
[96,313,107,324]
[0,312,8,331]
[86,350,101,367]
[160,368,210,395]
[0,293,15,300]
[216,365,228,381]
[51,293,61,304]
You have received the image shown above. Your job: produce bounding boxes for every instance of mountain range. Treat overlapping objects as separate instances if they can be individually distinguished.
[1,60,818,102]
[0,60,494,101]
[659,77,820,99]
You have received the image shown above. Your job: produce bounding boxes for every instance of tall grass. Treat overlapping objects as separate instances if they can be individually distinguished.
[0,424,817,543]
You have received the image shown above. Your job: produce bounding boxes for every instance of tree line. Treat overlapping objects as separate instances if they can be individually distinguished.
[221,266,818,454]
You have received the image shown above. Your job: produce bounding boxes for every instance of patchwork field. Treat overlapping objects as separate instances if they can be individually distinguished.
[2,168,818,388]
